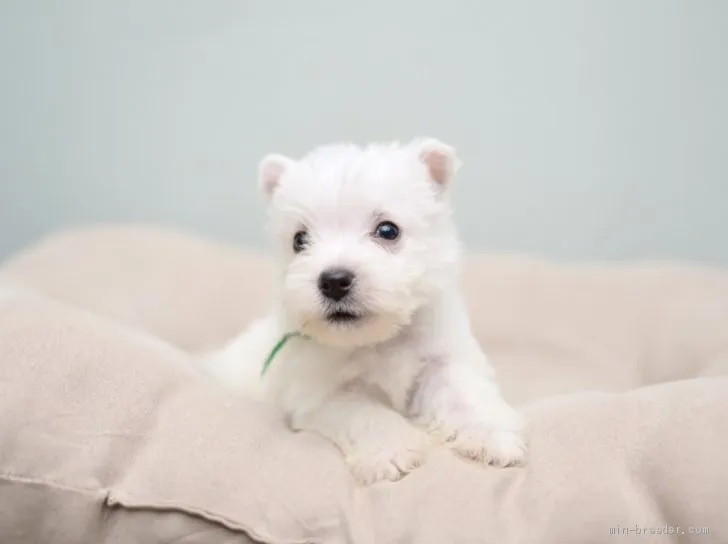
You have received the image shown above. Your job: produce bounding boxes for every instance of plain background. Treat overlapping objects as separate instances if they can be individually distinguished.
[1,1,726,263]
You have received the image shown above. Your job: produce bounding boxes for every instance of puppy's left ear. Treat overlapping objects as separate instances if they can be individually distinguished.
[258,153,295,199]
[415,139,462,188]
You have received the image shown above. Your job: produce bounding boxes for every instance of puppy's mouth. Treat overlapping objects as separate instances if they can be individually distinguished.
[326,310,363,325]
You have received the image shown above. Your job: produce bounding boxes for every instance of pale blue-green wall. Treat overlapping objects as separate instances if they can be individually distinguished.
[1,1,726,262]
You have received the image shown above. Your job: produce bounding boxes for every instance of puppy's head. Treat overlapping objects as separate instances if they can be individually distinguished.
[259,139,462,348]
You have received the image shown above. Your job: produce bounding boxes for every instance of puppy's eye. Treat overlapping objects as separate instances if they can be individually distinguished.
[374,221,400,241]
[292,230,309,253]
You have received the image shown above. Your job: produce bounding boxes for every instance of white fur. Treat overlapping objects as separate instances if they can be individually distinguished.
[205,139,526,485]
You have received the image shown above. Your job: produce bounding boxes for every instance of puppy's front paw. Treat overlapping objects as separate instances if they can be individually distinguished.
[428,404,527,467]
[344,431,431,486]
[448,425,526,467]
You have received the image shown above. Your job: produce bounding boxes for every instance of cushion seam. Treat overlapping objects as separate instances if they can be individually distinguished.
[0,473,321,544]
[106,491,325,544]
[0,471,100,495]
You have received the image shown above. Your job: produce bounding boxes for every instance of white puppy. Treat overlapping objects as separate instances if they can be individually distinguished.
[206,138,526,485]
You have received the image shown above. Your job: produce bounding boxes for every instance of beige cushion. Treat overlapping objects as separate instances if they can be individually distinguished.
[0,224,726,543]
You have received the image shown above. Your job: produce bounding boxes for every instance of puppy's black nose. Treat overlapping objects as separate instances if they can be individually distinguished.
[318,268,355,301]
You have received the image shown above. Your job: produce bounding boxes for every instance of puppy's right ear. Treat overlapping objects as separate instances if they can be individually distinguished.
[415,139,461,188]
[258,154,294,198]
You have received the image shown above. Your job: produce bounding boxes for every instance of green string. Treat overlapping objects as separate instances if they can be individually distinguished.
[261,331,308,377]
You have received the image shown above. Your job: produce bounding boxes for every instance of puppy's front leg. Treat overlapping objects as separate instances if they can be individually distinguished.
[292,390,432,486]
[409,357,526,467]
